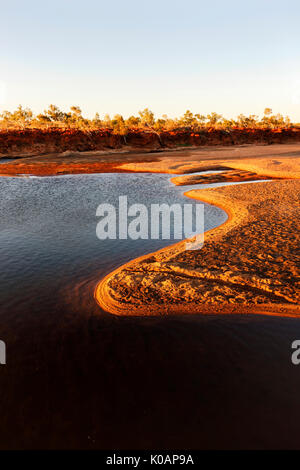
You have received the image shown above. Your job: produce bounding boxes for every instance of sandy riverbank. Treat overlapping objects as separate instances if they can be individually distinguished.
[1,143,299,316]
[1,142,300,177]
[1,145,300,448]
[95,157,300,317]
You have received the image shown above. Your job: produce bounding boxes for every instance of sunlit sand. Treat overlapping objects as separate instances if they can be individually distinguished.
[95,154,300,317]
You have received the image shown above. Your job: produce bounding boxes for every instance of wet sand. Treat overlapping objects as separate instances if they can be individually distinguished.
[170,169,276,186]
[1,142,300,177]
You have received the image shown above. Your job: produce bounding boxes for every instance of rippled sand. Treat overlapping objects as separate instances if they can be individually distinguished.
[96,157,300,317]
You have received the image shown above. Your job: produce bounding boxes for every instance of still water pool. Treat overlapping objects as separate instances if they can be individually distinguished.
[0,172,226,318]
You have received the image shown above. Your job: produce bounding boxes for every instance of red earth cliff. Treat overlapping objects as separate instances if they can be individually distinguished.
[1,127,300,158]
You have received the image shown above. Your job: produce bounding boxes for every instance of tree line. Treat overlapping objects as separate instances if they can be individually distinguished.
[0,105,296,132]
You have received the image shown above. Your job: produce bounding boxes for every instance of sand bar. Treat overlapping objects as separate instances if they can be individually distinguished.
[95,156,300,317]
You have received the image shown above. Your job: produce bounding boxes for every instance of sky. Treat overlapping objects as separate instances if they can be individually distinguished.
[1,0,300,120]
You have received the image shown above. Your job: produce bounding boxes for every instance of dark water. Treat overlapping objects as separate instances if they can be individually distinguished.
[0,158,17,164]
[0,173,226,319]
[1,173,300,450]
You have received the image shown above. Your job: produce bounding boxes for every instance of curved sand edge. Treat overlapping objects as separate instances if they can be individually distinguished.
[95,178,300,318]
[94,196,235,316]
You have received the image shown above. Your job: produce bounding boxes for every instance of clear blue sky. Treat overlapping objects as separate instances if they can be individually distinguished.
[1,0,300,120]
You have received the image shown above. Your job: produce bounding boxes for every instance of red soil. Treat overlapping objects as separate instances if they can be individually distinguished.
[1,127,300,158]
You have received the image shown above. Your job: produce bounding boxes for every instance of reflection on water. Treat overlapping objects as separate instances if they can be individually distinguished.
[0,172,226,318]
[0,158,17,164]
[1,172,300,449]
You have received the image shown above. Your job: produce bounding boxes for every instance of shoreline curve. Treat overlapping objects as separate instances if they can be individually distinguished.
[95,178,300,318]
